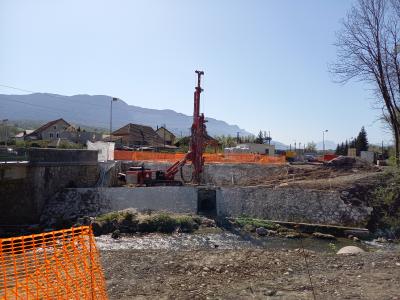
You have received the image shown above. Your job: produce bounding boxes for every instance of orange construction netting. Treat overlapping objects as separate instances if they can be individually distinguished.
[114,150,285,164]
[0,226,108,300]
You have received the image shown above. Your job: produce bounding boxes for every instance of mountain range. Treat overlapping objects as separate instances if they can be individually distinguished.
[0,93,252,137]
[0,93,339,150]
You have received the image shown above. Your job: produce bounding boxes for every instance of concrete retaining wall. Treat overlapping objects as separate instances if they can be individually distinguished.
[0,164,99,224]
[121,161,288,186]
[1,148,99,225]
[28,148,98,165]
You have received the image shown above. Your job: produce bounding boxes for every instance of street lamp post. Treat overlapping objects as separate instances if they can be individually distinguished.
[109,97,119,141]
[322,129,328,153]
[108,97,118,161]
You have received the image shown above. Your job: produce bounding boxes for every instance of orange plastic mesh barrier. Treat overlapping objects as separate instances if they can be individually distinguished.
[0,226,108,300]
[114,150,285,164]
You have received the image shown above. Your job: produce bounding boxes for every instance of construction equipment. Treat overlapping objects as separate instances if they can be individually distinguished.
[119,70,206,186]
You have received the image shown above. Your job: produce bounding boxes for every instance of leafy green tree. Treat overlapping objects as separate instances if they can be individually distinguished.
[332,0,400,165]
[216,135,236,148]
[305,142,317,153]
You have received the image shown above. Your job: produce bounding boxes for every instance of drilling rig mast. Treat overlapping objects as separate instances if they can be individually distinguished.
[120,71,207,186]
[189,70,206,183]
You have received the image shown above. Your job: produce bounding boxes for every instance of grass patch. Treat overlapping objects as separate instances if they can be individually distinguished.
[139,213,198,233]
[96,210,137,223]
[93,210,199,235]
[234,216,279,230]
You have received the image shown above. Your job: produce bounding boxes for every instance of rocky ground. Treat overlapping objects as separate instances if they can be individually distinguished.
[101,248,400,300]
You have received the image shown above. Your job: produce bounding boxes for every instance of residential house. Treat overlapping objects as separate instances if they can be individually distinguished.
[14,130,34,141]
[24,119,70,141]
[60,127,102,145]
[24,119,101,145]
[225,143,276,155]
[111,123,165,148]
[156,126,176,146]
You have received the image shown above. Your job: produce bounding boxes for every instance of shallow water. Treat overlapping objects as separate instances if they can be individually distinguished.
[96,231,398,253]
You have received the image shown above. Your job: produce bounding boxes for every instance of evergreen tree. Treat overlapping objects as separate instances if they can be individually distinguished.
[355,126,369,155]
[335,144,340,155]
[255,130,264,144]
[337,142,344,155]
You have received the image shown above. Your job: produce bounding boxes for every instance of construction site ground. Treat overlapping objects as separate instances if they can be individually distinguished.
[258,162,382,190]
[98,160,396,299]
[101,248,400,299]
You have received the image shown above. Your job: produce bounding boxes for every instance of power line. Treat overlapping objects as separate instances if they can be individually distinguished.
[0,84,38,95]
[0,95,112,128]
[0,96,70,114]
[0,83,129,113]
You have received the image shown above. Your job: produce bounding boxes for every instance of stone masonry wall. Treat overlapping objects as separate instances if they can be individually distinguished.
[217,186,372,227]
[40,185,372,228]
[40,187,198,227]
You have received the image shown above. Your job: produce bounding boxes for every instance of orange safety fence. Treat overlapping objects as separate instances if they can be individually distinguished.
[0,226,108,300]
[114,150,286,165]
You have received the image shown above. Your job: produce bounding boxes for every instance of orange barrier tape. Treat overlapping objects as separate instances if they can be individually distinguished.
[0,226,108,300]
[114,150,285,165]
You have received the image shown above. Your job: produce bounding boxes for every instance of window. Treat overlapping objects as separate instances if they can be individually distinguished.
[56,132,59,138]
[49,133,53,138]
[53,125,57,130]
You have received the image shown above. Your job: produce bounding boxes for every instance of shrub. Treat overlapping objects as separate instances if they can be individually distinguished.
[369,168,400,238]
[235,216,279,230]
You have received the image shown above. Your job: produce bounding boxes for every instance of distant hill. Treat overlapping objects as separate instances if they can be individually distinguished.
[316,140,337,151]
[0,93,252,137]
[270,140,289,150]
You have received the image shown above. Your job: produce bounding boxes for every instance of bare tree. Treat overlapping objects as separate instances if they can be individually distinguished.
[331,0,400,165]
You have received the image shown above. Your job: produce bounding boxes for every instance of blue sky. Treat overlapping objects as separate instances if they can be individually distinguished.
[0,0,392,145]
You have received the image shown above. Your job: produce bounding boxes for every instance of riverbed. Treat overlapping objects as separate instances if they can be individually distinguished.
[96,231,399,253]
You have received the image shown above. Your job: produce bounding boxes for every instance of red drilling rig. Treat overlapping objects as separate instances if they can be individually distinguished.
[120,70,206,186]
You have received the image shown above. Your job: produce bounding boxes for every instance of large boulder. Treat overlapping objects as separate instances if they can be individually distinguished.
[337,246,365,255]
[256,227,269,236]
